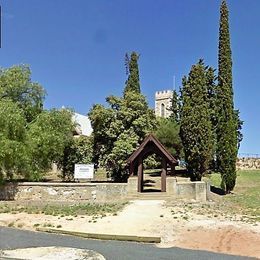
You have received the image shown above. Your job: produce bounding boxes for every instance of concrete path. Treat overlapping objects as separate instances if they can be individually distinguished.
[0,227,249,260]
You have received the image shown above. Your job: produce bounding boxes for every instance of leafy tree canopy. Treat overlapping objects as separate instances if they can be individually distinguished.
[89,90,156,181]
[0,100,28,180]
[59,135,94,181]
[26,109,74,180]
[0,65,74,182]
[0,65,45,122]
[155,118,183,159]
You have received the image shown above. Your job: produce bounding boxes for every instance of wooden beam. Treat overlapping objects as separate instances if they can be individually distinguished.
[161,158,166,192]
[170,164,175,176]
[137,157,143,192]
[129,162,134,176]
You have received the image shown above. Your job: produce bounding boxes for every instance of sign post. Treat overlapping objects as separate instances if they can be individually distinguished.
[74,164,94,181]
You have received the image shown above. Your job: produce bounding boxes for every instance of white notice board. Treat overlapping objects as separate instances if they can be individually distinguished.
[74,164,94,179]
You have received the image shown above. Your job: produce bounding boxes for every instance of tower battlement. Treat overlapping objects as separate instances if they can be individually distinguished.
[155,90,173,100]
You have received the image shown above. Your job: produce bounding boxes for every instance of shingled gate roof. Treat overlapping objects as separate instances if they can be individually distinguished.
[126,134,178,165]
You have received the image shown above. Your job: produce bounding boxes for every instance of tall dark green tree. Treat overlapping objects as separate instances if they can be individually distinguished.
[206,67,218,169]
[124,52,140,95]
[216,0,241,193]
[168,90,180,123]
[180,60,214,181]
[124,53,130,76]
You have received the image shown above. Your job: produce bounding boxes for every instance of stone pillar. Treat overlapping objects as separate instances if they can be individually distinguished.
[127,177,138,194]
[206,180,211,201]
[166,177,177,195]
[195,181,207,202]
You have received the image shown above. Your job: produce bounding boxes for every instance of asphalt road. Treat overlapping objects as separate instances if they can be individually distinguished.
[0,227,250,260]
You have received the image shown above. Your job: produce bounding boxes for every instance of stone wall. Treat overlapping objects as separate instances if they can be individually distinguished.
[0,178,207,202]
[0,182,128,203]
[236,158,260,170]
[167,178,206,201]
[128,177,207,202]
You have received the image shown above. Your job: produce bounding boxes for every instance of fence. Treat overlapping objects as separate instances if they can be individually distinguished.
[238,153,260,159]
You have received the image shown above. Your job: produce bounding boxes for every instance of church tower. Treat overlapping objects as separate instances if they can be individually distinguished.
[155,90,173,118]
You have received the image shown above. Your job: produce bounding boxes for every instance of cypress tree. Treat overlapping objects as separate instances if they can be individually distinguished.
[124,53,129,76]
[168,90,180,123]
[180,60,214,181]
[216,0,239,193]
[206,67,218,170]
[124,52,140,95]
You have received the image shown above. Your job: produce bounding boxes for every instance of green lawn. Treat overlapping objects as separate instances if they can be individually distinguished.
[208,170,260,220]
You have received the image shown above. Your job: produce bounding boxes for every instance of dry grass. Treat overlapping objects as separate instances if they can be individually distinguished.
[0,202,128,217]
[207,170,260,221]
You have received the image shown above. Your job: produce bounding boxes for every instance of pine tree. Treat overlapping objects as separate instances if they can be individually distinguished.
[124,52,140,95]
[180,60,214,181]
[216,0,239,193]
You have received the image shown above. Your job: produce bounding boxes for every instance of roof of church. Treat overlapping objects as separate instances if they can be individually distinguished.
[72,113,93,136]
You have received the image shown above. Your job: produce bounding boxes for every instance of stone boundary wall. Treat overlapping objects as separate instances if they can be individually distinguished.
[236,158,260,170]
[0,178,207,202]
[128,177,207,202]
[0,182,128,202]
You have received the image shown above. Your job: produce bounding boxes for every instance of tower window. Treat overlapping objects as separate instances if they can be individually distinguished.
[161,103,165,118]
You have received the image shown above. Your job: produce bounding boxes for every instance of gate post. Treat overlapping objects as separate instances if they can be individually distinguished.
[137,157,143,192]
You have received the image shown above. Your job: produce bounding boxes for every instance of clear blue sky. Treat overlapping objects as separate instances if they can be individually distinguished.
[1,0,259,154]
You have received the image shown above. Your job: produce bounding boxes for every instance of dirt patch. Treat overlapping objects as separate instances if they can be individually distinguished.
[0,200,259,258]
[175,226,260,258]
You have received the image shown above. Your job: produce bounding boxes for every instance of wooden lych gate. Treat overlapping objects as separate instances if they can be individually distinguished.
[127,134,178,192]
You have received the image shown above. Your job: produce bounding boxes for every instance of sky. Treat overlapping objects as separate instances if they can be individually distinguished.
[0,0,259,154]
